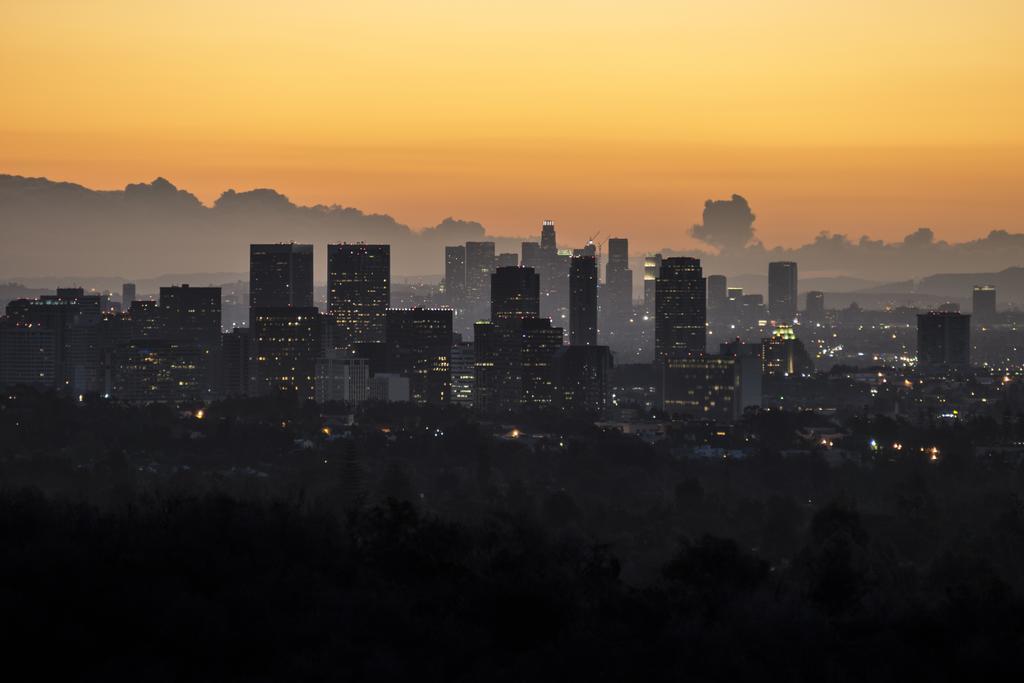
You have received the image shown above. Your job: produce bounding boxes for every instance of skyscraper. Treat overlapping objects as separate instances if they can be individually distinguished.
[540,220,557,252]
[251,306,321,400]
[491,266,540,322]
[805,291,825,321]
[249,243,314,310]
[655,257,706,362]
[643,253,662,315]
[121,282,136,312]
[385,307,453,405]
[327,244,390,350]
[444,245,466,307]
[464,241,496,319]
[159,285,221,348]
[973,286,996,324]
[569,255,598,346]
[706,275,727,311]
[917,311,971,373]
[603,238,633,336]
[768,261,798,322]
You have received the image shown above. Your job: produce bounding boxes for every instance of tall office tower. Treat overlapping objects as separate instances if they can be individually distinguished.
[497,252,520,268]
[464,241,496,318]
[385,307,453,405]
[540,220,557,252]
[521,242,541,268]
[519,317,565,410]
[327,244,390,350]
[768,261,798,322]
[917,311,971,373]
[706,275,728,311]
[569,255,598,346]
[121,283,136,312]
[249,243,314,310]
[444,245,467,307]
[251,307,321,401]
[603,238,633,331]
[490,266,540,321]
[973,286,996,324]
[554,345,612,415]
[534,221,570,320]
[655,257,706,362]
[805,291,825,321]
[643,253,663,314]
[449,341,475,407]
[158,284,222,395]
[220,328,251,397]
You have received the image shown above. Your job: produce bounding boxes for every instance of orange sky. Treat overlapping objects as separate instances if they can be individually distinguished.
[2,1,1022,252]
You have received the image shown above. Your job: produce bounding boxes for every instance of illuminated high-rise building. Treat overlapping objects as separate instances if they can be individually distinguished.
[643,253,662,314]
[768,261,798,322]
[655,257,706,362]
[251,306,321,401]
[327,244,390,350]
[569,255,598,346]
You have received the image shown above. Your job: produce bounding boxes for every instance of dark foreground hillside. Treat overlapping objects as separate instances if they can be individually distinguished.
[2,490,1024,682]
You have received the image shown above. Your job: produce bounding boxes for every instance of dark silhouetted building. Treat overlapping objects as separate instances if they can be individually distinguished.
[706,275,728,312]
[221,328,251,397]
[491,266,540,322]
[249,243,314,310]
[662,356,738,421]
[973,286,996,324]
[569,255,598,346]
[805,291,825,321]
[655,257,706,362]
[603,238,633,339]
[768,261,798,321]
[159,284,221,394]
[464,241,496,319]
[555,344,612,414]
[444,245,466,307]
[385,307,453,405]
[121,283,136,312]
[327,244,390,350]
[917,311,971,373]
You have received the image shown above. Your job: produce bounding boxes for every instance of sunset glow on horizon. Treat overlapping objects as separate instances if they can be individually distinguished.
[2,0,1022,252]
